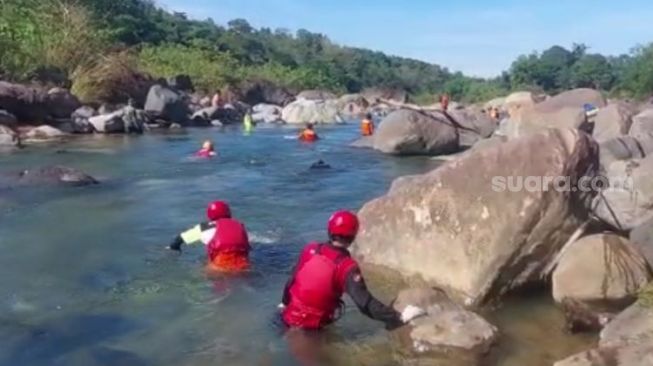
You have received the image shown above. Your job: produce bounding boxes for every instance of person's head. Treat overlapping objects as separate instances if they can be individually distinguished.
[206,200,231,221]
[202,140,214,151]
[127,98,135,107]
[327,211,360,248]
[306,123,314,130]
[365,113,373,120]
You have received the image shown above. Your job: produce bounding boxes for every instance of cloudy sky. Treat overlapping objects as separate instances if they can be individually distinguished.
[158,0,653,77]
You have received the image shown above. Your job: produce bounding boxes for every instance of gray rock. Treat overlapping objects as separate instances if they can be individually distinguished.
[350,136,375,149]
[552,234,651,331]
[629,109,653,139]
[296,89,337,101]
[167,74,193,92]
[144,84,189,123]
[593,102,636,143]
[372,109,460,156]
[599,136,653,168]
[354,128,599,306]
[447,109,497,148]
[0,166,98,188]
[0,82,79,123]
[252,103,282,123]
[88,110,125,134]
[630,218,653,267]
[24,125,67,141]
[593,156,653,231]
[600,299,653,348]
[0,125,20,148]
[282,99,343,124]
[392,288,498,359]
[554,344,653,366]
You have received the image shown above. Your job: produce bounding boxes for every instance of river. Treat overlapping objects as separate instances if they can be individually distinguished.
[0,123,593,365]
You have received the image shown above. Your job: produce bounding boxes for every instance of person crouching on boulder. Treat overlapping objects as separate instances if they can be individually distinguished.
[279,210,424,330]
[195,140,217,158]
[168,200,251,273]
[298,123,319,142]
[360,113,375,136]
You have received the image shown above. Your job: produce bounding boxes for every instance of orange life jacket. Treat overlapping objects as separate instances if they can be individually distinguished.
[299,129,317,142]
[361,119,374,136]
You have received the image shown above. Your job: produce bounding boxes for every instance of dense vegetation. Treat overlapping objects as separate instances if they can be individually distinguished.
[1,0,652,104]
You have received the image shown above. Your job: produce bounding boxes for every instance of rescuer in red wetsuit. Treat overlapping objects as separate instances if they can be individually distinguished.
[279,211,424,330]
[168,200,250,273]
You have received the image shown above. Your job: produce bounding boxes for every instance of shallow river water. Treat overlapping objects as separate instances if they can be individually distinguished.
[0,124,594,365]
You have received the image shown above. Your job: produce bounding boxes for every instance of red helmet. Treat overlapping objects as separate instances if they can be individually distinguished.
[206,201,231,221]
[328,210,359,237]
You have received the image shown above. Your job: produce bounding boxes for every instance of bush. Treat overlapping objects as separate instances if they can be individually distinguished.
[138,44,240,94]
[71,52,153,105]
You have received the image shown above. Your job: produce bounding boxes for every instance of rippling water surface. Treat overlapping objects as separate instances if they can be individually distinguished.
[0,124,593,365]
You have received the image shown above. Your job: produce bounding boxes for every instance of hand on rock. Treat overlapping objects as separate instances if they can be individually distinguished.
[401,305,426,323]
[277,303,286,311]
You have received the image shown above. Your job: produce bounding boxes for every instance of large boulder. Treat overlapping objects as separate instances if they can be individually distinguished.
[23,125,67,141]
[537,88,607,113]
[69,106,96,134]
[0,166,98,188]
[237,80,294,106]
[503,91,539,118]
[600,296,653,348]
[372,110,460,156]
[353,128,599,306]
[447,109,497,148]
[0,82,79,123]
[629,109,653,139]
[166,74,194,92]
[191,105,244,125]
[144,85,190,123]
[552,234,651,330]
[630,219,653,268]
[281,99,342,124]
[499,107,590,139]
[45,87,81,119]
[252,104,282,123]
[338,94,370,116]
[599,136,653,168]
[296,89,337,101]
[593,156,653,231]
[593,102,636,143]
[87,106,146,134]
[0,125,20,149]
[392,288,498,360]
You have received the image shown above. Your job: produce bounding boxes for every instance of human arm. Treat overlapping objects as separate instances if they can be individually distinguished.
[344,267,404,330]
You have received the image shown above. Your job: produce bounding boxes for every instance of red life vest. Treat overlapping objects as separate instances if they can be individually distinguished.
[361,119,374,136]
[206,218,250,262]
[195,149,214,158]
[282,243,357,329]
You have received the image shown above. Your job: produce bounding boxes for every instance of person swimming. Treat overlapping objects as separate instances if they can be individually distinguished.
[298,123,319,142]
[195,140,217,158]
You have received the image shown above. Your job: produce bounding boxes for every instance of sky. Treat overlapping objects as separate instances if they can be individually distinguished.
[158,0,653,77]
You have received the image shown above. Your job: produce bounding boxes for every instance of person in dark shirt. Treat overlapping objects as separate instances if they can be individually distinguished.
[279,210,424,331]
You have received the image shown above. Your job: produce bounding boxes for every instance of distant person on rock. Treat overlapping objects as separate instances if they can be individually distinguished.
[211,91,223,108]
[298,123,319,142]
[439,93,450,112]
[168,200,251,273]
[360,113,375,136]
[279,210,424,330]
[195,140,216,158]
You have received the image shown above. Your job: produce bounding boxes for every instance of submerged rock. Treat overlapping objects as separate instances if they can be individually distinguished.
[392,288,497,360]
[354,128,599,306]
[600,297,653,348]
[554,344,653,366]
[552,234,651,332]
[0,166,98,187]
[309,160,331,170]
